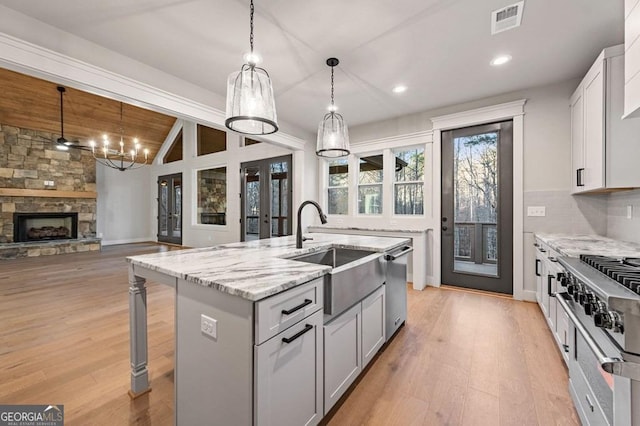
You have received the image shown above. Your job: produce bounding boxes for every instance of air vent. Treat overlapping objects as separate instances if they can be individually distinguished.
[491,1,524,35]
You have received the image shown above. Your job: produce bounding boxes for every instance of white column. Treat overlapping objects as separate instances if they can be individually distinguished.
[128,267,150,398]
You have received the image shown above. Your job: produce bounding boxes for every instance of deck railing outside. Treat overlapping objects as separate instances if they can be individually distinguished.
[454,221,497,265]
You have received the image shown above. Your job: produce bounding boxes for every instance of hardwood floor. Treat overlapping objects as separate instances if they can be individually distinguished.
[0,244,579,425]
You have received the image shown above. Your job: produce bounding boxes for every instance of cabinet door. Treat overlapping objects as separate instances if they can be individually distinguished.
[535,248,546,313]
[255,310,323,426]
[546,272,557,331]
[324,303,361,414]
[361,286,385,368]
[557,309,570,365]
[583,61,606,191]
[570,89,585,194]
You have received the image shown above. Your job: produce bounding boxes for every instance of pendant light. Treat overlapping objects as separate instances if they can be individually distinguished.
[317,58,350,158]
[225,0,278,135]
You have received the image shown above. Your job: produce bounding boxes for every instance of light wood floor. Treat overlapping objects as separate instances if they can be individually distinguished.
[0,244,579,425]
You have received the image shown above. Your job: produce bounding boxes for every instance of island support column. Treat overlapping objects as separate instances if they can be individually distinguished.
[128,268,151,398]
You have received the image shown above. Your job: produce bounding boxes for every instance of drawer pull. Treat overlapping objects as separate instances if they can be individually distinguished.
[282,324,313,344]
[281,298,312,315]
[585,394,594,412]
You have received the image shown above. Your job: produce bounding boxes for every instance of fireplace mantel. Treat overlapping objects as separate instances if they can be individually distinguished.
[0,188,97,199]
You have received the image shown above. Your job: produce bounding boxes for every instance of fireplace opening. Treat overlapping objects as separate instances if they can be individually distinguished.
[13,212,79,243]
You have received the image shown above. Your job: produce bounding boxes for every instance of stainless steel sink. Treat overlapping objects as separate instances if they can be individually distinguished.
[290,247,385,317]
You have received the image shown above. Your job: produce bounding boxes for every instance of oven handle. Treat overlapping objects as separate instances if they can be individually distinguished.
[555,292,640,381]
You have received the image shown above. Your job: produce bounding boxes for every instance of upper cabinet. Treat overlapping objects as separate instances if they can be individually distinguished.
[570,45,640,194]
[624,0,640,117]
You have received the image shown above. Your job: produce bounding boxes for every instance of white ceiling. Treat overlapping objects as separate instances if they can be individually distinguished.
[0,0,625,133]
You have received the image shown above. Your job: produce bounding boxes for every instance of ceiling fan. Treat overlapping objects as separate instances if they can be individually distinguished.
[55,86,84,151]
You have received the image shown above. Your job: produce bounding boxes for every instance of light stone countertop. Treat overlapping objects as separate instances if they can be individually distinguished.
[534,233,640,258]
[127,233,410,301]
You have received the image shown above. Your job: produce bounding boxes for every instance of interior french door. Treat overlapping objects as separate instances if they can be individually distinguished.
[441,121,513,294]
[157,173,182,245]
[240,155,292,241]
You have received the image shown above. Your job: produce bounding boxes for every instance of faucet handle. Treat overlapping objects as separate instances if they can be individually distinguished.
[302,236,313,242]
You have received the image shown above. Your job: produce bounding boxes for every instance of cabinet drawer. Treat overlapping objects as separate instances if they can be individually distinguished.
[255,278,323,345]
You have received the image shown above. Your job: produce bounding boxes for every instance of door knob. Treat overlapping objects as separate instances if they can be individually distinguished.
[442,226,448,231]
[442,217,448,222]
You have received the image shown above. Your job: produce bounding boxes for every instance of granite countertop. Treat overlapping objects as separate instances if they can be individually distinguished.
[127,233,410,301]
[534,233,640,258]
[309,225,429,234]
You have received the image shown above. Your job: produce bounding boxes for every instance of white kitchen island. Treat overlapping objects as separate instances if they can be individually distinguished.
[126,233,410,425]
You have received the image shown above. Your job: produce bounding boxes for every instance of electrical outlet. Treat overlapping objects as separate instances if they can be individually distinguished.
[527,206,546,217]
[200,314,217,339]
[627,205,633,219]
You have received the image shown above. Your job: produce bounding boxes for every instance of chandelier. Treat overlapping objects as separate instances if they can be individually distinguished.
[225,0,278,135]
[316,58,350,158]
[89,103,149,172]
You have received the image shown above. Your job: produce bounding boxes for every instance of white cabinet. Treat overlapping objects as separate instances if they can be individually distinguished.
[624,0,640,117]
[323,303,361,414]
[570,44,640,193]
[361,286,386,368]
[323,285,386,414]
[255,309,323,426]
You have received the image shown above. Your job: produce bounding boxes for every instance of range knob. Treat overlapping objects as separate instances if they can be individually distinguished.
[610,312,624,334]
[567,282,578,295]
[573,287,583,303]
[579,291,593,306]
[594,311,612,329]
[558,273,568,287]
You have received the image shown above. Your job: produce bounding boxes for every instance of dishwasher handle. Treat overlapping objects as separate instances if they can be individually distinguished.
[384,246,413,261]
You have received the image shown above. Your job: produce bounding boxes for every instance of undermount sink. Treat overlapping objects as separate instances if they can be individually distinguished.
[290,247,385,317]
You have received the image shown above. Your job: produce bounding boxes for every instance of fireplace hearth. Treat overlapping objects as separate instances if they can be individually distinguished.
[13,212,78,243]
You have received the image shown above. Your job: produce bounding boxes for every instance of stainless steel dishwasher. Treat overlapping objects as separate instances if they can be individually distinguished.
[384,245,413,341]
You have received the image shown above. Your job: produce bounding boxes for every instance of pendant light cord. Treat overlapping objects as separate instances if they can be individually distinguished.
[249,0,254,54]
[330,65,335,108]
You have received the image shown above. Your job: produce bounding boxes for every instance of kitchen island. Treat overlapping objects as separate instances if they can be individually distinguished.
[127,233,410,425]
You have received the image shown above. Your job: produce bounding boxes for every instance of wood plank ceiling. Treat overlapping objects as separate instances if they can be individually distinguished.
[0,67,176,162]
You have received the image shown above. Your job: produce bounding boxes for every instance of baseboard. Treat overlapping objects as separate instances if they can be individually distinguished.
[101,237,153,246]
[522,289,537,303]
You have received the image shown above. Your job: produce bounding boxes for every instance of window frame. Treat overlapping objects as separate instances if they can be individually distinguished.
[357,153,384,216]
[326,158,349,216]
[193,164,228,228]
[392,145,426,217]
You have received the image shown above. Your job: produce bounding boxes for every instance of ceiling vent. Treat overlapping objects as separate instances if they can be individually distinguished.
[491,1,524,35]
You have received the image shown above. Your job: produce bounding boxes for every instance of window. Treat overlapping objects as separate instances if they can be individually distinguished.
[327,158,348,215]
[358,155,383,214]
[244,137,261,146]
[197,167,226,225]
[197,125,226,155]
[163,129,183,163]
[394,147,425,215]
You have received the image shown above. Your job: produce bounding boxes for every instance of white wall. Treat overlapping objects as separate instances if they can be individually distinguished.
[96,162,152,245]
[607,189,640,244]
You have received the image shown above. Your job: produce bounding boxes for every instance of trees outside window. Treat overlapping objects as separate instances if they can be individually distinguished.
[327,158,348,215]
[394,147,425,215]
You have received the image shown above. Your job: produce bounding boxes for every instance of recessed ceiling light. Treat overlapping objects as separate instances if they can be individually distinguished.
[392,85,407,94]
[490,55,512,66]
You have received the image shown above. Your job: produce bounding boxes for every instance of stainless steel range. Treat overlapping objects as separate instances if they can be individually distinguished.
[557,255,640,426]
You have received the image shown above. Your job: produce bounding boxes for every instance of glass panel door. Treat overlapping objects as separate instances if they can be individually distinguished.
[157,173,182,245]
[441,121,513,294]
[241,155,292,241]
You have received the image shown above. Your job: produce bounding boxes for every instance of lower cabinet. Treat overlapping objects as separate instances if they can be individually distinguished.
[323,302,362,414]
[254,309,323,426]
[324,285,385,414]
[361,286,386,368]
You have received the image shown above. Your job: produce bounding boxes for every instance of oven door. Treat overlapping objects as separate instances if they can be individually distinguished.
[556,293,615,425]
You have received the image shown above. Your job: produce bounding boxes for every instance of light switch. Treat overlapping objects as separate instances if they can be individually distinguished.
[627,205,633,219]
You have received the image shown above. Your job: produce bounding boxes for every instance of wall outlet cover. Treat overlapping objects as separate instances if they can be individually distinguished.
[527,206,546,217]
[201,314,217,339]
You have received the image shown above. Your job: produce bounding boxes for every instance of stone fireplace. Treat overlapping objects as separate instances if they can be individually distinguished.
[0,124,101,258]
[13,212,78,242]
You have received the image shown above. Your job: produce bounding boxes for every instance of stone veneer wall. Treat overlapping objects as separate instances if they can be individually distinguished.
[0,124,97,244]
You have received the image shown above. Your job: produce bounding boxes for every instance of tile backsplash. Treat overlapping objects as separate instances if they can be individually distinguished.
[524,190,607,235]
[606,189,640,244]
